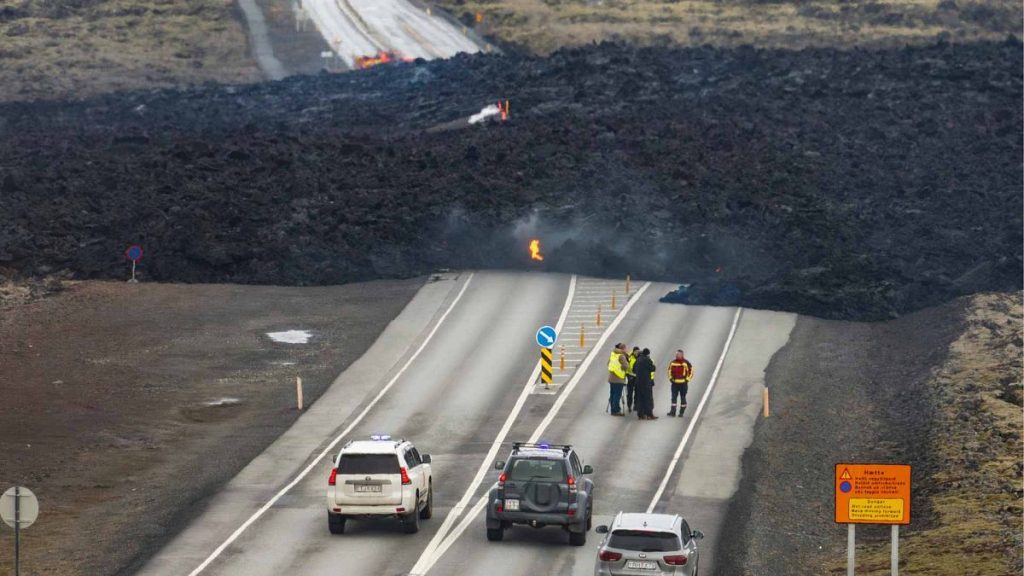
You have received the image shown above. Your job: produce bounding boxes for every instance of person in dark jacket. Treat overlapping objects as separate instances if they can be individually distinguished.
[632,348,658,420]
[625,346,640,413]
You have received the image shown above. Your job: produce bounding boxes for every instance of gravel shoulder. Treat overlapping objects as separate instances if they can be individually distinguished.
[0,278,422,576]
[715,291,1022,575]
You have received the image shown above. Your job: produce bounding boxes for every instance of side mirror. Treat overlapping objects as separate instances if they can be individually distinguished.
[494,460,505,470]
[692,530,704,540]
[595,525,609,534]
[582,465,594,474]
[421,454,431,464]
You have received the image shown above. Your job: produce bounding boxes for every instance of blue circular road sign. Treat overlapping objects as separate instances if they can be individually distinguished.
[839,481,852,493]
[535,326,557,347]
[125,244,144,262]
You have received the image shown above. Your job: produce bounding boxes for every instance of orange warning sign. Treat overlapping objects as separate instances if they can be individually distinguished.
[835,464,911,525]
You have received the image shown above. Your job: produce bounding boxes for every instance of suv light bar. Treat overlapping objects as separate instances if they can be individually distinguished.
[511,442,572,455]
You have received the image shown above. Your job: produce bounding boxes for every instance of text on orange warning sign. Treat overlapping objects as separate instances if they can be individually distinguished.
[834,463,911,525]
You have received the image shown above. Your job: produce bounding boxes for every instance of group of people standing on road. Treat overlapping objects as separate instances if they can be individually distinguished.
[607,343,693,421]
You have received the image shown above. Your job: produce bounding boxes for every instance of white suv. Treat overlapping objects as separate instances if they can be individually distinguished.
[326,435,433,534]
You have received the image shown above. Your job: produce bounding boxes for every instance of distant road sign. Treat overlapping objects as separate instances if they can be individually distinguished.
[1,487,39,530]
[535,326,557,347]
[835,464,911,525]
[125,244,144,262]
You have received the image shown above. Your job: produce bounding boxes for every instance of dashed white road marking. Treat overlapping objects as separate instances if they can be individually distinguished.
[186,273,476,576]
[407,275,577,576]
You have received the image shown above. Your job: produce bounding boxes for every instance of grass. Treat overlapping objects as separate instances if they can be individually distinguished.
[0,0,261,102]
[437,0,1023,53]
[826,292,1023,575]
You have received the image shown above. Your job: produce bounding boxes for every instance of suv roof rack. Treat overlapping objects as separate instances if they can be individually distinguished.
[511,442,572,455]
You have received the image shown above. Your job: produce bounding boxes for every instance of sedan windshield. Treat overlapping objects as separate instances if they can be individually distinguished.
[609,530,681,552]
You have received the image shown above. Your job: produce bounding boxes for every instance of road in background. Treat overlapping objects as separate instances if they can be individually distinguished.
[301,0,482,68]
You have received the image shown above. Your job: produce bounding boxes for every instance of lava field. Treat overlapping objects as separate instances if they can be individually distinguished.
[0,40,1020,319]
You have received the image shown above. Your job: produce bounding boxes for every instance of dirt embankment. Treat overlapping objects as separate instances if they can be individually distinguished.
[717,291,1022,575]
[0,278,422,576]
[1,42,1020,320]
[438,0,1022,53]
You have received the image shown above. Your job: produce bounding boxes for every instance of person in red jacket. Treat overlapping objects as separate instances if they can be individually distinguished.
[667,349,693,417]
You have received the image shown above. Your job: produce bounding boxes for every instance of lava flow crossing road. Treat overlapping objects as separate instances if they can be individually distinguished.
[138,271,794,576]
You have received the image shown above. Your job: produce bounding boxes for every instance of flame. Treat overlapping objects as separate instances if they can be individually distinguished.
[355,51,404,69]
[529,239,544,261]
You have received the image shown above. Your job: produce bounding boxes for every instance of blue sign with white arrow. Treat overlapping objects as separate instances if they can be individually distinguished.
[535,326,557,347]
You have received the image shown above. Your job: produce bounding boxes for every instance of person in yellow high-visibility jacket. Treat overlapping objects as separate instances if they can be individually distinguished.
[606,343,629,416]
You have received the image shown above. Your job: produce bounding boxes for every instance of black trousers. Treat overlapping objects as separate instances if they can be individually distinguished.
[635,383,654,417]
[670,382,689,407]
[625,377,637,411]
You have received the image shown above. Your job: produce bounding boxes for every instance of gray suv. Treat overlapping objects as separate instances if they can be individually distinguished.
[594,512,704,575]
[486,442,594,546]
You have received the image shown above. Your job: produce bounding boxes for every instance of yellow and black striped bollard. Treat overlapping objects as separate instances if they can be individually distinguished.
[540,347,553,388]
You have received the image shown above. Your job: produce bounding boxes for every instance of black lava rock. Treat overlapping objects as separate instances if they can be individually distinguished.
[0,41,1020,320]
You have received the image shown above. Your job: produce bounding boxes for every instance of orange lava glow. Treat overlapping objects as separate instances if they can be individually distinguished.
[355,51,410,69]
[530,239,544,261]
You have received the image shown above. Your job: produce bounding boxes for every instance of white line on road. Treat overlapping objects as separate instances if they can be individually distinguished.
[186,273,476,576]
[410,282,652,575]
[408,275,578,576]
[646,307,743,513]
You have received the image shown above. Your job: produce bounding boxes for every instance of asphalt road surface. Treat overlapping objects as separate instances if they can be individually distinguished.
[138,271,795,576]
[302,0,482,68]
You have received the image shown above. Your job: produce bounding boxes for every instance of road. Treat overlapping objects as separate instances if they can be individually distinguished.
[300,0,482,68]
[138,271,795,576]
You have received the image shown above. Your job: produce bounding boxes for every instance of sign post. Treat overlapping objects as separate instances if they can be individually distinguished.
[124,244,144,283]
[835,464,911,575]
[535,326,557,389]
[2,486,40,576]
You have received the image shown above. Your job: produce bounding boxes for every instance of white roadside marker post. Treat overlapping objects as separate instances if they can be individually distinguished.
[14,486,20,576]
[296,377,304,411]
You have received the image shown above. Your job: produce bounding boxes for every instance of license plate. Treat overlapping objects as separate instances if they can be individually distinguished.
[354,484,381,493]
[504,499,519,511]
[625,560,658,570]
